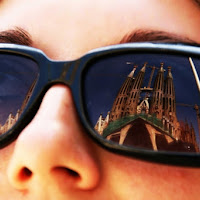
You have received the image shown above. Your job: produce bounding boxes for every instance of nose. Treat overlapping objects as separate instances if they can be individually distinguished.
[7,85,101,194]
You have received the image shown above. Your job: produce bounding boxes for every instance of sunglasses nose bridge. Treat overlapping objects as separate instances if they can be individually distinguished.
[48,61,75,85]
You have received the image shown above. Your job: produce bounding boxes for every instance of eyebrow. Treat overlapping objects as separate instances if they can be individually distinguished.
[120,29,200,46]
[0,27,32,46]
[0,27,199,49]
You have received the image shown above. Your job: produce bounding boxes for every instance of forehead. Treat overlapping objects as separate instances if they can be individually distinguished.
[0,0,200,60]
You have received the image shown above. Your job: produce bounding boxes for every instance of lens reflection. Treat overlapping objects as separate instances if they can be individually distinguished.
[0,54,38,135]
[84,53,200,153]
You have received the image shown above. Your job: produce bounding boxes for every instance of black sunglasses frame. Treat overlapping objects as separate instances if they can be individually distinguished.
[0,42,200,167]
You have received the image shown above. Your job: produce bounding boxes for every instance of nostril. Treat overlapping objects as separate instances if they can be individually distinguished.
[18,167,33,181]
[66,168,79,177]
[53,167,80,178]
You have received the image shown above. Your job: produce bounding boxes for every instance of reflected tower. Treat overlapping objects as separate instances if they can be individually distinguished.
[124,63,147,116]
[163,66,179,136]
[109,65,137,121]
[150,63,165,119]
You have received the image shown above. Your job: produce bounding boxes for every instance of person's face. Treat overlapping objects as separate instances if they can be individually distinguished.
[0,0,200,199]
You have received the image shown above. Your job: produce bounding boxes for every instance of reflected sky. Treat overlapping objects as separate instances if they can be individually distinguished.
[0,54,39,124]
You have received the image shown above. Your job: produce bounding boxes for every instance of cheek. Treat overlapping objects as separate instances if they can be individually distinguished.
[0,143,15,171]
[97,147,200,199]
[0,143,15,195]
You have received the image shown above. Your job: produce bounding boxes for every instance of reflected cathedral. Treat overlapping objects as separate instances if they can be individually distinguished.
[95,62,200,152]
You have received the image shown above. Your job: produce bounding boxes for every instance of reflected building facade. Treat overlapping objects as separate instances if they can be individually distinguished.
[95,63,199,152]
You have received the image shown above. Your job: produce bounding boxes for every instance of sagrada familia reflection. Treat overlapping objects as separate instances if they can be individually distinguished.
[95,62,200,152]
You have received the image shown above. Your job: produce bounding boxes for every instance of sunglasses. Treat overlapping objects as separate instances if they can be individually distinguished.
[0,42,200,167]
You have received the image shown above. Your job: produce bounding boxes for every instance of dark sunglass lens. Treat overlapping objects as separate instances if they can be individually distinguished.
[0,54,39,135]
[83,53,200,153]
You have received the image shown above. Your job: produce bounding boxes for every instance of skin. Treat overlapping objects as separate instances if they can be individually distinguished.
[0,0,200,199]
